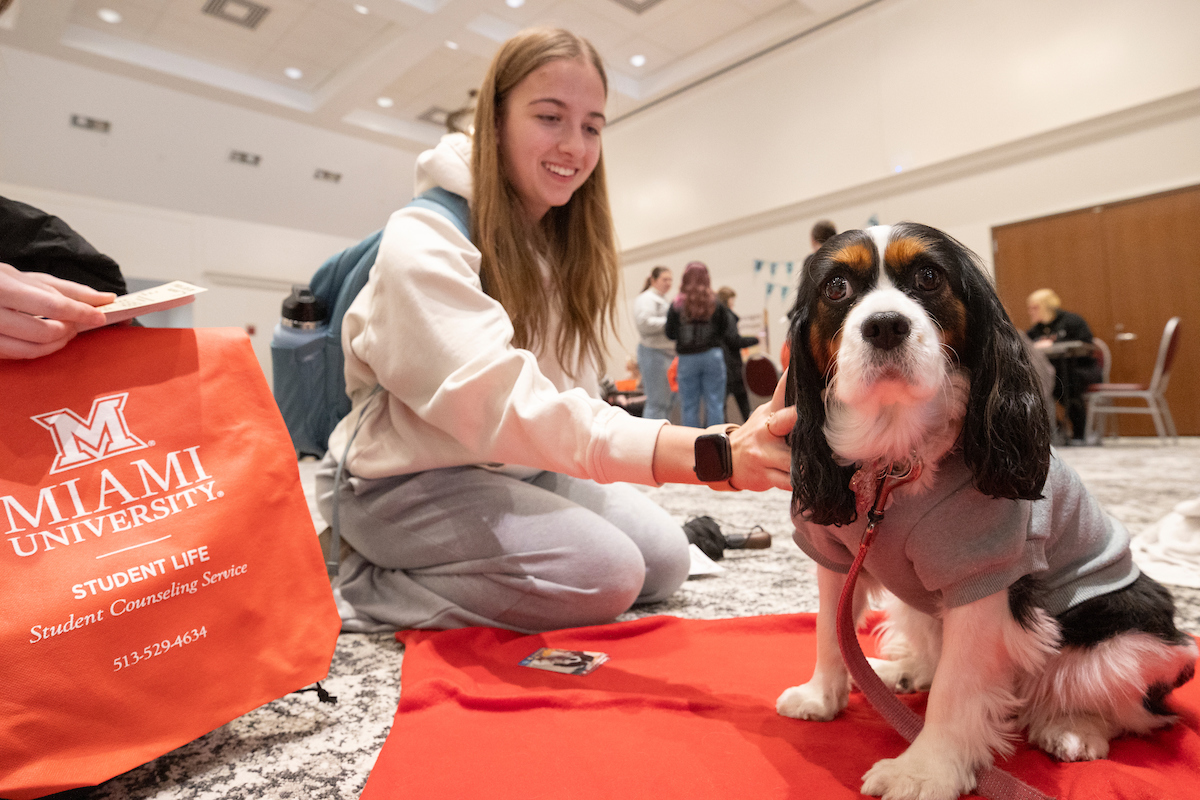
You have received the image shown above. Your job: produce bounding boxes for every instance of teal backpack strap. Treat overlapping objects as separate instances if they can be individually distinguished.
[409,187,470,240]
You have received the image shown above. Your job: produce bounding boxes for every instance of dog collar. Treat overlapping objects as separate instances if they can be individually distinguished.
[850,455,921,518]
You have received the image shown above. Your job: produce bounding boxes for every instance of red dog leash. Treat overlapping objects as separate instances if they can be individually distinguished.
[836,460,1055,800]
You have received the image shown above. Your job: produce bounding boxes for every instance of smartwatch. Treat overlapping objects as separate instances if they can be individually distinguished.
[694,429,734,483]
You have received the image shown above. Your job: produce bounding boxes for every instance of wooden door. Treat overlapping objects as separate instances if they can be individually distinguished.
[992,207,1113,339]
[993,184,1200,436]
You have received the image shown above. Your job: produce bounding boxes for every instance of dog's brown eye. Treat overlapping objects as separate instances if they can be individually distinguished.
[914,266,941,292]
[823,275,851,302]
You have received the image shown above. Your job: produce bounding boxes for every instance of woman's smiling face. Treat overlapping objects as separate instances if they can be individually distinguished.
[499,57,607,224]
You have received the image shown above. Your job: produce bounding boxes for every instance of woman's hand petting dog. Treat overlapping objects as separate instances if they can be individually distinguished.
[729,368,795,492]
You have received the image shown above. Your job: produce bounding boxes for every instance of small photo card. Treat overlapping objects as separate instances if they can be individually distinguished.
[97,280,207,326]
[519,647,609,676]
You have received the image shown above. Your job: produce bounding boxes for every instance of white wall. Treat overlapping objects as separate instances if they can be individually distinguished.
[605,0,1200,250]
[0,45,418,240]
[604,0,1200,368]
[1,181,357,382]
[0,42,423,384]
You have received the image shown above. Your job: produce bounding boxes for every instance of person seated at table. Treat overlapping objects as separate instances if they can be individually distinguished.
[1026,288,1102,443]
[606,358,645,416]
[614,357,641,393]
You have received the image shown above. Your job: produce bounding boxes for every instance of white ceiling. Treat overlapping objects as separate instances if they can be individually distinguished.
[0,0,869,151]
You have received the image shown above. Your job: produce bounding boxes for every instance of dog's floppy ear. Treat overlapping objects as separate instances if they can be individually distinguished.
[952,237,1051,500]
[786,273,857,527]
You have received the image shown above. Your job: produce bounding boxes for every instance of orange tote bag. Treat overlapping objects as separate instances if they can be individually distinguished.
[0,327,341,799]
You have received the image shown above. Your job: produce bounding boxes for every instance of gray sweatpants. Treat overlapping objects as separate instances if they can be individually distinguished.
[316,456,690,634]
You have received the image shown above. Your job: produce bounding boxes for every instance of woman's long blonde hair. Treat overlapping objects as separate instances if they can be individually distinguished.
[471,27,619,376]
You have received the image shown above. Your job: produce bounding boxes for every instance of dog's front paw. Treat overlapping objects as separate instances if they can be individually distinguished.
[1031,719,1111,762]
[865,657,931,694]
[860,750,975,800]
[776,680,848,721]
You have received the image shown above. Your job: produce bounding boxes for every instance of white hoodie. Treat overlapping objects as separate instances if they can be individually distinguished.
[327,133,666,484]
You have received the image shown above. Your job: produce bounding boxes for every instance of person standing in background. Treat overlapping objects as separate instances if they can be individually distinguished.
[633,266,676,420]
[782,219,838,366]
[801,219,837,271]
[715,286,759,423]
[666,262,735,428]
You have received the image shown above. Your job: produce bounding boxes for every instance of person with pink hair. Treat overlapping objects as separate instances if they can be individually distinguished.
[665,261,738,427]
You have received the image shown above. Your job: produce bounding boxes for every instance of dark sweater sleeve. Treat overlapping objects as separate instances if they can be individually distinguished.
[726,310,758,350]
[0,196,127,295]
[664,305,680,341]
[1058,311,1093,343]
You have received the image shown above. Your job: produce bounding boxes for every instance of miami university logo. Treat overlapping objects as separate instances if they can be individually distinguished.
[32,393,149,474]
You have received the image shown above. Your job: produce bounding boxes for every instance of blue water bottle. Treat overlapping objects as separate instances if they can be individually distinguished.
[271,286,329,456]
[273,286,328,347]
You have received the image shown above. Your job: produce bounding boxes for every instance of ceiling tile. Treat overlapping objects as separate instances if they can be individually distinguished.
[729,0,799,16]
[252,49,333,88]
[158,0,310,50]
[607,34,675,74]
[119,0,171,12]
[641,0,752,54]
[148,18,259,66]
[541,0,638,54]
[271,6,389,68]
[377,46,482,111]
[344,0,424,27]
[69,0,164,39]
[464,12,520,45]
[583,0,682,29]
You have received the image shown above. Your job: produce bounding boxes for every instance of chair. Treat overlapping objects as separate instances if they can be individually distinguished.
[1092,337,1112,383]
[1086,338,1117,439]
[743,355,780,397]
[1084,317,1181,442]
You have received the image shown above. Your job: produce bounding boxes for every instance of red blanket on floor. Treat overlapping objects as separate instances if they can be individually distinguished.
[362,614,1200,799]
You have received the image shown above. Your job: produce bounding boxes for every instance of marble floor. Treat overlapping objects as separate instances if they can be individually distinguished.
[53,438,1200,799]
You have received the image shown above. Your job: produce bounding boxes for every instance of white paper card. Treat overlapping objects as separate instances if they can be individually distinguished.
[97,281,207,325]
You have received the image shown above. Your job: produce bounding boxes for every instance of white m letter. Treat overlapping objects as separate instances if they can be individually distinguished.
[33,393,148,474]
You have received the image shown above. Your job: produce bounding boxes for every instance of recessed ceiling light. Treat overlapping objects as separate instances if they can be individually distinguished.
[630,54,646,68]
[376,96,394,108]
[97,8,123,24]
[445,40,459,50]
[285,67,304,80]
[506,0,525,7]
[353,3,369,13]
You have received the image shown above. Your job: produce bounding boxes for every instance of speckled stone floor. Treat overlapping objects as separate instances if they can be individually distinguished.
[50,438,1200,800]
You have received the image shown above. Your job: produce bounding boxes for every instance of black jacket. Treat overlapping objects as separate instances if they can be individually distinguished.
[1,195,126,294]
[1027,309,1093,345]
[1028,310,1101,380]
[719,306,759,383]
[665,302,737,355]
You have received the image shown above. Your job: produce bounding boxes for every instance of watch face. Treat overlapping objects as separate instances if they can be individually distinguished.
[694,434,733,482]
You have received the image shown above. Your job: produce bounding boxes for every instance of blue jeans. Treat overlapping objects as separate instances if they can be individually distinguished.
[637,343,675,420]
[677,347,726,428]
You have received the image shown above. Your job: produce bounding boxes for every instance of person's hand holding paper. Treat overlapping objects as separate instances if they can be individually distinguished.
[0,262,114,359]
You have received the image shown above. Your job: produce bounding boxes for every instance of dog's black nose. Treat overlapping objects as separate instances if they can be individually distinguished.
[861,312,911,351]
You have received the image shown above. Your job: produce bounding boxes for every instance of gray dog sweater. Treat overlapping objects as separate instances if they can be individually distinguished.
[793,450,1138,617]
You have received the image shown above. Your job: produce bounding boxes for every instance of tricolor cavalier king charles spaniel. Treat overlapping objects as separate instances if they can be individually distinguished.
[776,223,1196,800]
